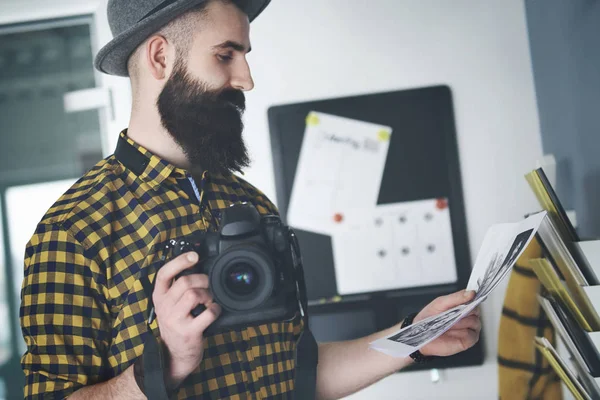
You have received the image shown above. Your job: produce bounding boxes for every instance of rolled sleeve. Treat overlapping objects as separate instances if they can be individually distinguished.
[20,223,110,399]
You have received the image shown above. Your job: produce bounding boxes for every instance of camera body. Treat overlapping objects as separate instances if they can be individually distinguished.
[163,203,301,332]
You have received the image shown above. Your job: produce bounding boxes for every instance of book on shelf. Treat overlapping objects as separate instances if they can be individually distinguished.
[524,166,600,397]
[537,295,600,379]
[534,336,592,400]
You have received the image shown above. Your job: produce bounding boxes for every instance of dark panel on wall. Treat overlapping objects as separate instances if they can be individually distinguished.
[267,86,484,371]
[526,0,600,238]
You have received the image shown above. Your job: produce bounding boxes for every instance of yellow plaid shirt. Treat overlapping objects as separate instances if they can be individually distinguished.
[498,239,562,400]
[20,131,303,399]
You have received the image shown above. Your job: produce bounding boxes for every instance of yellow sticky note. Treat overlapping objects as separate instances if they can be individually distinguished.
[306,113,320,126]
[377,130,391,142]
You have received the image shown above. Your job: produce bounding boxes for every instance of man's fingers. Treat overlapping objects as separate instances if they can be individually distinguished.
[154,252,199,296]
[191,302,222,333]
[449,315,481,332]
[432,290,475,312]
[445,328,480,352]
[173,288,214,320]
[468,306,481,318]
[166,274,210,306]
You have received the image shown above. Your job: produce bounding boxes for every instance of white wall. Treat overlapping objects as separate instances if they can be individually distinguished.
[243,1,543,399]
[0,0,545,398]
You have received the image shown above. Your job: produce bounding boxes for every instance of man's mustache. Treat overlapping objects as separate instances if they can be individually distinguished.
[218,89,246,112]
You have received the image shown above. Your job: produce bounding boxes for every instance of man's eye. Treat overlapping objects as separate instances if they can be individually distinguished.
[217,54,233,62]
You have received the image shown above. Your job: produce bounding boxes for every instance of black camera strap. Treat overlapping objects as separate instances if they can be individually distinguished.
[294,327,318,399]
[289,229,319,400]
[138,273,176,400]
[292,277,318,398]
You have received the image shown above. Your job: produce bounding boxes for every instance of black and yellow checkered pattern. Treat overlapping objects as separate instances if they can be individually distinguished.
[498,239,562,400]
[20,131,303,399]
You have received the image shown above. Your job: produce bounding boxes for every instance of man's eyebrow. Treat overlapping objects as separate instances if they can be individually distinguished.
[212,40,251,53]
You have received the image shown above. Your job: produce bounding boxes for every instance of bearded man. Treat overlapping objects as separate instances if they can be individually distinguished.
[19,1,481,398]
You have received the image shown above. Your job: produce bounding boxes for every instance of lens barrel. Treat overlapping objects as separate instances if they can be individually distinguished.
[209,245,275,311]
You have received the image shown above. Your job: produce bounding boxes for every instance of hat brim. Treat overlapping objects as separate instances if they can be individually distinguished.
[94,0,271,77]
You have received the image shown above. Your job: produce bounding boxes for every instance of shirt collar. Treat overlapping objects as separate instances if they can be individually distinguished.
[114,130,188,187]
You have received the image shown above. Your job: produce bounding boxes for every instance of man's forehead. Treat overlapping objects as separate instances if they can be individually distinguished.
[202,1,250,32]
[195,2,251,47]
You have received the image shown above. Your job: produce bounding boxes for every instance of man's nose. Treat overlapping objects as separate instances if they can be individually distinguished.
[230,59,254,91]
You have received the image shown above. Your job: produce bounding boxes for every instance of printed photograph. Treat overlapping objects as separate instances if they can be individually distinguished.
[387,306,465,347]
[474,228,534,300]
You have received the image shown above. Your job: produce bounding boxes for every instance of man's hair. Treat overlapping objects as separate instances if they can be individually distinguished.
[127,0,234,81]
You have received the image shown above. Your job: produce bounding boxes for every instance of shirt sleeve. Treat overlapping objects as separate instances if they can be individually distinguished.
[497,238,563,400]
[20,222,111,399]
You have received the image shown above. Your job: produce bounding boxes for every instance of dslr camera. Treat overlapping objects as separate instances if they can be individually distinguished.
[162,203,302,332]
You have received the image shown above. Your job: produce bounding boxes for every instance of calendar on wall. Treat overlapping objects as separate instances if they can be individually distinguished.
[284,110,457,295]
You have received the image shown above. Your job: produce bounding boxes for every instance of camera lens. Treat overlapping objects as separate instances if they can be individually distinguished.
[210,246,275,312]
[226,263,259,296]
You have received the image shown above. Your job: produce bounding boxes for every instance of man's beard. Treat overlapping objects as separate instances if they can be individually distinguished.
[157,60,250,175]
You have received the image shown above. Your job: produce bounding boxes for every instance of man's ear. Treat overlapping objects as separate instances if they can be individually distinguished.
[145,35,170,80]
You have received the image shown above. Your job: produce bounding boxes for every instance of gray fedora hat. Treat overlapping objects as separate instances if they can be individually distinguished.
[94,0,271,77]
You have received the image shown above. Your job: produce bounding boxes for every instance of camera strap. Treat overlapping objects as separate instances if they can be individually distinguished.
[139,273,177,400]
[290,230,319,400]
[293,328,318,400]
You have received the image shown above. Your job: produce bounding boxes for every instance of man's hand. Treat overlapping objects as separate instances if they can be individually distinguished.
[152,251,222,388]
[416,290,481,357]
